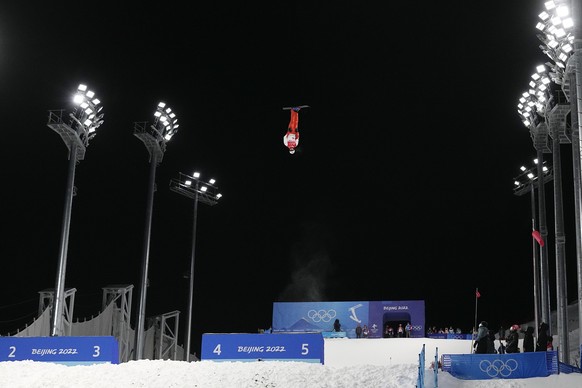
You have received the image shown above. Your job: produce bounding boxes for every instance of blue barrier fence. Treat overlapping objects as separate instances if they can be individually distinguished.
[320,331,347,339]
[442,352,550,379]
[440,351,582,380]
[417,344,441,388]
[427,333,473,340]
[201,333,324,363]
[559,361,582,374]
[0,336,119,366]
[416,344,425,388]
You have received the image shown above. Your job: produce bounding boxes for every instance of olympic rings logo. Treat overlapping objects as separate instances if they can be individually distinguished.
[479,359,518,377]
[307,309,337,322]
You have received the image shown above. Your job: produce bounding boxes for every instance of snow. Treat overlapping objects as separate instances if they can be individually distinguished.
[1,337,581,387]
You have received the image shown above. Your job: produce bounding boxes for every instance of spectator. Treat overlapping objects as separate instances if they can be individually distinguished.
[362,324,369,338]
[355,323,362,338]
[473,321,489,354]
[487,329,497,354]
[405,322,412,338]
[536,322,549,352]
[505,324,520,353]
[547,336,554,351]
[333,319,341,332]
[498,326,506,341]
[455,327,462,334]
[521,326,535,352]
[397,324,404,338]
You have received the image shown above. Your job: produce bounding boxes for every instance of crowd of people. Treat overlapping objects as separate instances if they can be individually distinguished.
[380,322,413,338]
[334,320,414,339]
[472,320,552,354]
[266,319,553,350]
[426,326,464,335]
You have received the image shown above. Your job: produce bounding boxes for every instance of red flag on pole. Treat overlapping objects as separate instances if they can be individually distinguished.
[476,289,481,298]
[532,230,545,247]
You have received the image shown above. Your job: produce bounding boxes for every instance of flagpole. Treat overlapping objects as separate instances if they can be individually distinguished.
[471,288,479,352]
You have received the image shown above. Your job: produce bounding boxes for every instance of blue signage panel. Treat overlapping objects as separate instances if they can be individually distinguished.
[272,300,425,338]
[0,336,119,365]
[368,300,425,338]
[201,333,324,363]
[272,301,370,338]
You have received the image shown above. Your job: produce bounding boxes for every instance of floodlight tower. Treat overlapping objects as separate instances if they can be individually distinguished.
[170,171,222,361]
[513,160,554,339]
[518,62,573,362]
[532,0,580,361]
[133,102,179,360]
[46,83,104,336]
[536,0,582,353]
[517,68,553,337]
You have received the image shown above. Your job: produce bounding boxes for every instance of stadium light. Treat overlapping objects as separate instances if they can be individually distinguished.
[46,83,104,336]
[170,171,221,361]
[133,101,179,360]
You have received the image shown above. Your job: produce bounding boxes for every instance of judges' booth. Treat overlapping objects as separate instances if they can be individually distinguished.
[272,300,425,338]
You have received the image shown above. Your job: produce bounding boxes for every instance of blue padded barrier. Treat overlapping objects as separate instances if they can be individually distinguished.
[442,352,549,380]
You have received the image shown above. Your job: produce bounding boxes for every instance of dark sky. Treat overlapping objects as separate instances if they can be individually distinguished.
[0,2,577,354]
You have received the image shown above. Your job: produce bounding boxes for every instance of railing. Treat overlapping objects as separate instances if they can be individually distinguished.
[434,347,439,387]
[416,344,425,388]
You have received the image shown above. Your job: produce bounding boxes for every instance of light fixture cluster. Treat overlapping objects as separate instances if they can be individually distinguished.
[513,159,552,191]
[536,0,574,84]
[517,65,552,127]
[70,83,104,145]
[184,171,222,201]
[517,1,573,128]
[169,171,222,206]
[152,101,179,142]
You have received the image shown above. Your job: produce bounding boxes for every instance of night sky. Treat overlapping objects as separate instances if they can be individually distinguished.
[0,2,578,355]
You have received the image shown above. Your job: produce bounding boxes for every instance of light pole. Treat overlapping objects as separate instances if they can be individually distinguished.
[571,0,582,354]
[46,83,104,336]
[531,0,577,360]
[517,69,553,336]
[518,63,574,361]
[134,102,179,360]
[170,171,222,361]
[513,160,554,340]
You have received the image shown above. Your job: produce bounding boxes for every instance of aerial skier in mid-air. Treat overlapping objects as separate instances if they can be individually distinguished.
[283,105,309,154]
